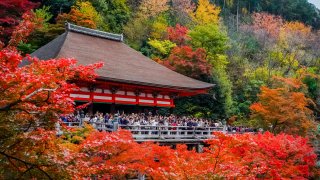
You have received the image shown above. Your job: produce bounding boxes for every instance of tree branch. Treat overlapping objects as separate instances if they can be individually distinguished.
[23,88,57,100]
[0,151,53,180]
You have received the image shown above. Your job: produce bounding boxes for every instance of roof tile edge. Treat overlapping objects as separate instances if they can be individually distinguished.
[65,22,123,42]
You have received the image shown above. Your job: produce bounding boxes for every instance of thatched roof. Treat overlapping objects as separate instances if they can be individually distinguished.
[30,23,214,90]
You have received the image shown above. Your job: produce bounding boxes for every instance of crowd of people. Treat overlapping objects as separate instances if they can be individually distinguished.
[61,111,223,127]
[61,111,257,132]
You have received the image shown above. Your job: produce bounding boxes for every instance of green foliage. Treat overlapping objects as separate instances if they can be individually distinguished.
[304,77,318,98]
[33,6,53,29]
[174,93,219,119]
[189,24,228,55]
[150,14,170,39]
[89,0,130,33]
[123,17,151,50]
[17,42,37,55]
[211,62,234,117]
[61,124,95,144]
[148,39,176,56]
[234,80,265,116]
[188,24,233,117]
[215,0,320,29]
[42,0,76,19]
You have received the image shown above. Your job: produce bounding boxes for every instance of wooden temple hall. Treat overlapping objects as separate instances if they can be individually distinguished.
[31,23,214,113]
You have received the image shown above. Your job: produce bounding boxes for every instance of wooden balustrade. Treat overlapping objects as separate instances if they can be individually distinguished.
[119,125,223,140]
[62,122,225,141]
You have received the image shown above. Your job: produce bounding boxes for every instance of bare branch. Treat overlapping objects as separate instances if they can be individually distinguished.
[23,88,57,100]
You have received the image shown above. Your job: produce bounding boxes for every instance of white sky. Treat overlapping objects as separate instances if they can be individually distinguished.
[309,0,320,9]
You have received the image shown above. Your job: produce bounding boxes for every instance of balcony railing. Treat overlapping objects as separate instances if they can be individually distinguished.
[61,122,230,141]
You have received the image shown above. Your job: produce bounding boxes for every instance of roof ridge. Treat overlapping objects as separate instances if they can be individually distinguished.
[65,22,123,42]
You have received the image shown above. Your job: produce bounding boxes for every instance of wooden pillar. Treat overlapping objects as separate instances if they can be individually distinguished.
[88,103,94,115]
[110,86,119,114]
[134,89,141,113]
[169,93,178,115]
[88,85,96,115]
[152,91,159,115]
[110,104,115,114]
[169,107,174,114]
[197,144,204,153]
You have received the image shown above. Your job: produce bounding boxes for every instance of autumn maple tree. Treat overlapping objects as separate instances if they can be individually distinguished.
[250,77,316,136]
[167,24,190,45]
[160,46,211,78]
[0,14,103,178]
[149,24,211,78]
[0,0,38,44]
[252,12,283,41]
[202,132,318,179]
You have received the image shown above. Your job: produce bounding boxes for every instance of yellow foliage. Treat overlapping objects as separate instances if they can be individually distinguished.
[148,39,176,55]
[138,0,169,18]
[282,21,311,35]
[150,15,168,39]
[191,0,221,25]
[57,1,103,29]
[270,51,299,69]
[279,21,311,49]
[241,8,248,15]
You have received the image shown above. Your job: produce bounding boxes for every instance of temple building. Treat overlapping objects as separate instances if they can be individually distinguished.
[30,23,214,113]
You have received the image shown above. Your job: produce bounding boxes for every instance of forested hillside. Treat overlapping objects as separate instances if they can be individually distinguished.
[1,0,319,122]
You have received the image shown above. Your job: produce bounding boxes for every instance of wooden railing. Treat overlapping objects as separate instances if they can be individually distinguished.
[61,122,226,141]
[119,125,223,140]
[62,121,82,128]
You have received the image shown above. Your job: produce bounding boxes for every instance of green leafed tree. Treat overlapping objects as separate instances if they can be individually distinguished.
[89,0,130,33]
[189,24,233,117]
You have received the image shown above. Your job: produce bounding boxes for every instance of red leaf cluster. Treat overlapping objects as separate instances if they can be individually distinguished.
[159,45,211,77]
[0,48,103,121]
[167,24,190,45]
[68,130,317,179]
[7,11,42,47]
[0,0,38,43]
[252,12,283,40]
[203,132,317,179]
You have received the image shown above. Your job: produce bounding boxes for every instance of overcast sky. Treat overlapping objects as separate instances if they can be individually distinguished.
[309,0,320,9]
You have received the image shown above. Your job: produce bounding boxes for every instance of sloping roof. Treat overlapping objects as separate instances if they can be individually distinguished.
[31,23,214,90]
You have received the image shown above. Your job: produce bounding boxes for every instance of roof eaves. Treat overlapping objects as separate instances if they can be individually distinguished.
[65,22,123,42]
[96,76,215,91]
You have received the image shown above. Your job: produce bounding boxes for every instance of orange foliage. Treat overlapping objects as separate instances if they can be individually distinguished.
[252,12,283,40]
[282,21,312,35]
[56,1,101,29]
[250,77,315,136]
[138,0,169,18]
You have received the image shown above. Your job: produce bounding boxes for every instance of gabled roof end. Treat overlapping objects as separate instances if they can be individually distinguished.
[65,22,123,42]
